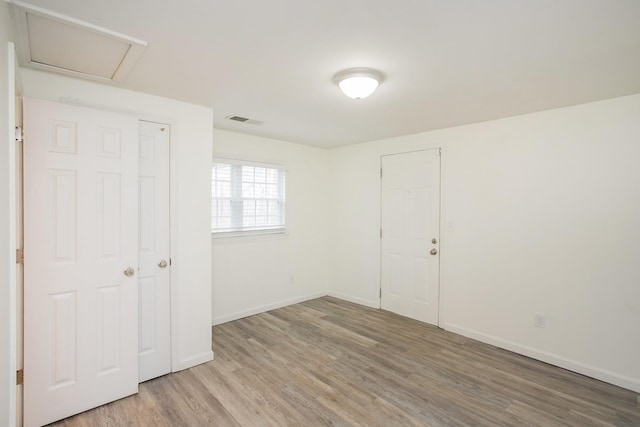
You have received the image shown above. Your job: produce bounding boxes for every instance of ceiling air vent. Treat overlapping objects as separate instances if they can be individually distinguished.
[8,0,147,83]
[226,115,264,125]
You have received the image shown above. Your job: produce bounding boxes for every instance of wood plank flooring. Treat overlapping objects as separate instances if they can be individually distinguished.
[50,297,640,426]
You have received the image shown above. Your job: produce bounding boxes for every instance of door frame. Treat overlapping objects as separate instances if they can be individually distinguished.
[378,147,445,327]
[4,41,18,427]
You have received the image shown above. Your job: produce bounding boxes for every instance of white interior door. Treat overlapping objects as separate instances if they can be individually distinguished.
[380,149,441,325]
[23,98,139,427]
[138,121,171,382]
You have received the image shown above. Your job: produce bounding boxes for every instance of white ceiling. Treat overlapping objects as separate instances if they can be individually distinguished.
[11,0,640,148]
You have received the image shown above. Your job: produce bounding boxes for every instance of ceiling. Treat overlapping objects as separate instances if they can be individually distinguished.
[10,0,640,148]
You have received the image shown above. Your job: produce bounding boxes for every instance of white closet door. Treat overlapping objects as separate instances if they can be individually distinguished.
[138,121,171,382]
[23,98,139,427]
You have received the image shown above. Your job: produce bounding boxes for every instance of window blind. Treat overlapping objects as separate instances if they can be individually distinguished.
[212,159,286,234]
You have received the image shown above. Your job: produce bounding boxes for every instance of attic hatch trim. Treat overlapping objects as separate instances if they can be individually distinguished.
[8,0,147,84]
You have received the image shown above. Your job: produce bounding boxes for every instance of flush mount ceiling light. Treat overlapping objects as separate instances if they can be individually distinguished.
[334,68,383,99]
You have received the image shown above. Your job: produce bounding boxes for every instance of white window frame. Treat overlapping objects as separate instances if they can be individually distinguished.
[211,158,286,238]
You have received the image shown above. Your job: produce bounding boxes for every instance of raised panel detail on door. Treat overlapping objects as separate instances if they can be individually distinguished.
[139,176,155,251]
[49,291,77,388]
[381,149,441,325]
[23,97,139,427]
[49,120,77,154]
[138,277,157,354]
[97,128,121,158]
[138,121,171,383]
[413,257,429,302]
[96,285,121,375]
[49,169,77,263]
[97,173,121,259]
[389,254,403,296]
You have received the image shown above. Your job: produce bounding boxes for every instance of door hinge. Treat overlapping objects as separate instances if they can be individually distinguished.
[380,168,383,178]
[16,249,24,264]
[15,127,23,143]
[380,229,382,239]
[16,369,23,385]
[380,288,382,298]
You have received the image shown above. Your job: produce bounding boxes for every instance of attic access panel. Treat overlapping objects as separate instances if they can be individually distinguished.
[9,0,147,83]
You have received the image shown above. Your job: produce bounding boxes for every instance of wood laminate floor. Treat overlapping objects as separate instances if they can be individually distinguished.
[50,297,640,426]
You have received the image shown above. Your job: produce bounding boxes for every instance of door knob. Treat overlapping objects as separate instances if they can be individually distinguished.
[432,238,438,244]
[430,248,438,255]
[158,259,168,268]
[123,267,135,276]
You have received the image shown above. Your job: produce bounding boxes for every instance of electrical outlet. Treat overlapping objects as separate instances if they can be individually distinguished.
[534,313,546,328]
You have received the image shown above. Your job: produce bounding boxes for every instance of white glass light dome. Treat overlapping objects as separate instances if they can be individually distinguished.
[334,68,383,99]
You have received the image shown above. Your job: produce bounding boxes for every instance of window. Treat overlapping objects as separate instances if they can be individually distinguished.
[211,159,286,235]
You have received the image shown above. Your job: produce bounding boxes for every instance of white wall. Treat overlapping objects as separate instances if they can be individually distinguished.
[211,129,329,324]
[328,94,640,392]
[20,68,214,371]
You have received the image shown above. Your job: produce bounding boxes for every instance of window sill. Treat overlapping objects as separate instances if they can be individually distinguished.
[211,229,288,245]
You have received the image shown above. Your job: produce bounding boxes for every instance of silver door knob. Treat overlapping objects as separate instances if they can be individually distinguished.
[430,248,438,255]
[123,267,135,276]
[432,238,438,244]
[158,259,168,268]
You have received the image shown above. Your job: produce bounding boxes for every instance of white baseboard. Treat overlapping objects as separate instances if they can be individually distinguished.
[177,350,214,371]
[212,292,327,325]
[327,292,380,309]
[443,322,640,394]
